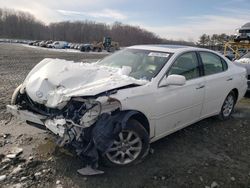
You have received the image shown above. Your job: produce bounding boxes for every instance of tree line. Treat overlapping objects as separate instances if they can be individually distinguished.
[197,33,235,50]
[0,8,194,46]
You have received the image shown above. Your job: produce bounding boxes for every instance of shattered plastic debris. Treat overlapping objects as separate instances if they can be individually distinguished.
[10,165,23,175]
[77,166,104,176]
[6,147,23,159]
[0,175,7,182]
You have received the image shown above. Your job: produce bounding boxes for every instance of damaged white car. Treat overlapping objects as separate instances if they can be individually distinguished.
[7,45,247,169]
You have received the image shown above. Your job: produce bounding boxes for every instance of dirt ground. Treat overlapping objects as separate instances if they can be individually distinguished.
[0,43,250,188]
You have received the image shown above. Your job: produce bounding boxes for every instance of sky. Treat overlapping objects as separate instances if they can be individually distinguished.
[0,0,250,41]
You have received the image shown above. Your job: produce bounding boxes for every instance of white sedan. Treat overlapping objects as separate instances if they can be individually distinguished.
[7,45,247,168]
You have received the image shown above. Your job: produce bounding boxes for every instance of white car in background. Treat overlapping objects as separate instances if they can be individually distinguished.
[7,45,247,168]
[234,52,250,91]
[234,22,250,42]
[50,41,68,49]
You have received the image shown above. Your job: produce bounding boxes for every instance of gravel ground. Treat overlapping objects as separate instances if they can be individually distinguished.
[0,43,250,188]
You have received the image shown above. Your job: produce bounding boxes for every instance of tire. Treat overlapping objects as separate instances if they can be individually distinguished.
[101,119,149,167]
[80,47,85,52]
[219,91,236,120]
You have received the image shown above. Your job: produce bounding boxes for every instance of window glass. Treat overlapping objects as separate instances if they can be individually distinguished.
[221,58,228,71]
[200,52,224,75]
[168,52,200,80]
[98,49,171,81]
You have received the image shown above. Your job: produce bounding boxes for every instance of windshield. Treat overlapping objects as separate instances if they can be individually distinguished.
[239,29,250,33]
[98,48,171,81]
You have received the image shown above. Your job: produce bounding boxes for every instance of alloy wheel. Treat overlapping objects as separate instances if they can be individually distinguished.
[106,130,142,165]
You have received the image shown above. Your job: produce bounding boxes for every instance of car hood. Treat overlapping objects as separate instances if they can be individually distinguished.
[22,58,148,108]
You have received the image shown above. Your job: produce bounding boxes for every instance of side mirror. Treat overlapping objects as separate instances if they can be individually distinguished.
[159,74,186,87]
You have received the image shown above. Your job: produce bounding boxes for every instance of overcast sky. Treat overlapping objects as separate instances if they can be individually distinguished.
[0,0,250,41]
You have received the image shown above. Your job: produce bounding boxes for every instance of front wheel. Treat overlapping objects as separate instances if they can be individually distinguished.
[102,119,149,167]
[219,91,236,120]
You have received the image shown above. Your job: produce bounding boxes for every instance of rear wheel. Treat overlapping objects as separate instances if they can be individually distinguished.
[219,91,236,120]
[102,119,149,167]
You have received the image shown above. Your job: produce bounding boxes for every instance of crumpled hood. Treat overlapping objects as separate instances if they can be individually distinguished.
[22,58,148,108]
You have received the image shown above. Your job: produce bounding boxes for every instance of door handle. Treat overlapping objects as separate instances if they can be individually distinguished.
[227,77,233,81]
[196,85,205,89]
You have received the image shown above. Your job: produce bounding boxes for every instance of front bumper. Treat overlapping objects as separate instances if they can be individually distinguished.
[6,105,65,137]
[7,105,46,125]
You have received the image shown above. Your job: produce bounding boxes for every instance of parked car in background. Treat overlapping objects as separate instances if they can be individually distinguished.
[74,43,81,49]
[70,43,76,49]
[234,52,250,91]
[80,44,93,52]
[51,41,68,49]
[28,40,39,45]
[29,41,40,46]
[68,43,73,49]
[234,22,250,42]
[7,45,247,168]
[45,40,53,48]
[34,41,40,46]
[39,41,47,47]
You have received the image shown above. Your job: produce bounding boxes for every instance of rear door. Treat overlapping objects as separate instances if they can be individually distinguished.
[198,51,232,117]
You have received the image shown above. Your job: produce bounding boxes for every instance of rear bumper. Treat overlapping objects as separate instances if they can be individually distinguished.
[6,105,46,125]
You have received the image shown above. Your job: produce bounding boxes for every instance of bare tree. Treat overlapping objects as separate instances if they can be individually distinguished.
[0,8,194,46]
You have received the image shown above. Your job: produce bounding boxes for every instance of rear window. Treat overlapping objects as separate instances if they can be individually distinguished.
[200,52,226,75]
[239,29,250,33]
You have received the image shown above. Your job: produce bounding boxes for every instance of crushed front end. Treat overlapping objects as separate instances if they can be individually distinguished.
[6,58,149,172]
[7,83,125,168]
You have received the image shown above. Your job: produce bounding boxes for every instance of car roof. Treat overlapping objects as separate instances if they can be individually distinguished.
[128,44,202,53]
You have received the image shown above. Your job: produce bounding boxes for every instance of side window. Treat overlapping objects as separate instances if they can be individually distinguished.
[168,52,200,80]
[200,52,224,75]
